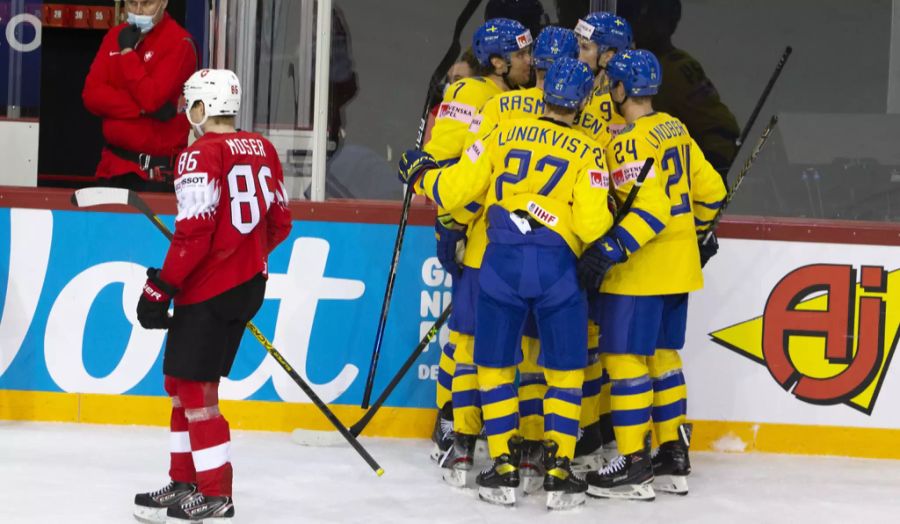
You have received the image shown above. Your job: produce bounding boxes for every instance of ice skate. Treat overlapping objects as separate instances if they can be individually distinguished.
[653,423,692,495]
[429,403,454,463]
[586,438,655,501]
[439,433,476,487]
[542,441,587,510]
[166,493,234,523]
[134,481,197,523]
[509,437,544,494]
[476,454,519,506]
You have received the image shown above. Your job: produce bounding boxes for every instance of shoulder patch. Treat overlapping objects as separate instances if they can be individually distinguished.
[618,123,635,136]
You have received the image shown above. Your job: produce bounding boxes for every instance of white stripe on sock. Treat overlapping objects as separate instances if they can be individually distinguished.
[192,441,231,472]
[169,431,191,453]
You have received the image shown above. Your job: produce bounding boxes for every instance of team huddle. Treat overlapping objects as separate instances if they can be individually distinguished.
[397,12,726,510]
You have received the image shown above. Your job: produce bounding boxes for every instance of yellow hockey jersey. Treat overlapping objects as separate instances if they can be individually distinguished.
[421,76,503,223]
[574,84,627,149]
[602,111,727,296]
[653,48,740,172]
[421,118,613,256]
[461,86,547,268]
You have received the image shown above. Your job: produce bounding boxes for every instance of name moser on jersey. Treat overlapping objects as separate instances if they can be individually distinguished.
[133,69,291,524]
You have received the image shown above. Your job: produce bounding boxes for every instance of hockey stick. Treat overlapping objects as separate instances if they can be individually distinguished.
[614,157,655,225]
[702,114,779,245]
[360,0,484,409]
[70,187,385,476]
[735,46,791,149]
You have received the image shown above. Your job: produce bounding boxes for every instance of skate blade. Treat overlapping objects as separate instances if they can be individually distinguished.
[478,485,516,506]
[442,467,470,488]
[653,474,689,495]
[133,505,166,524]
[586,480,655,501]
[521,474,544,495]
[546,490,586,510]
[166,518,231,524]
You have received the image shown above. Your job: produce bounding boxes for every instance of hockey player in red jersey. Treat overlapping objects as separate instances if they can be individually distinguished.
[133,68,292,523]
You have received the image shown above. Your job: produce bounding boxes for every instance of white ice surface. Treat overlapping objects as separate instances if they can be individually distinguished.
[1,421,899,523]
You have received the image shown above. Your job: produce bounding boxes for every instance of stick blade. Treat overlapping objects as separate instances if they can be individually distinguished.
[71,187,130,209]
[290,428,350,447]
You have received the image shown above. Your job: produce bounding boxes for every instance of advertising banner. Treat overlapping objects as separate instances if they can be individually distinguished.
[0,207,451,408]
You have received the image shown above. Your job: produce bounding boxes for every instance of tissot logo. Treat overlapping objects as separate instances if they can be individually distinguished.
[710,264,899,414]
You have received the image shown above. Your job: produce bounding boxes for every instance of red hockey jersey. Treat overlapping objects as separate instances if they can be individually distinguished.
[160,131,293,305]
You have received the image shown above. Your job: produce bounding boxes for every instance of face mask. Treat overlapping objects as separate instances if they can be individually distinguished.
[127,3,162,33]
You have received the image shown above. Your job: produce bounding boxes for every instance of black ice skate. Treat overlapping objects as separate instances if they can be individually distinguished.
[439,433,477,487]
[166,493,234,523]
[430,403,454,463]
[509,437,544,495]
[476,454,520,506]
[542,441,587,510]
[586,436,655,501]
[652,423,692,495]
[133,481,197,524]
[572,421,605,473]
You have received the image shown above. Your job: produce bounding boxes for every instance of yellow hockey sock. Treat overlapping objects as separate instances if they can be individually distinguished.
[543,368,584,460]
[435,330,459,410]
[518,335,546,442]
[478,366,519,458]
[450,333,482,435]
[603,353,652,456]
[648,349,687,445]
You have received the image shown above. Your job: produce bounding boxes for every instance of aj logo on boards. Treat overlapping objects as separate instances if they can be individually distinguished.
[711,264,899,415]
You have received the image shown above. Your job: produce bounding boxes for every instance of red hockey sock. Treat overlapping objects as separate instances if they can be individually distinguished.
[164,375,196,484]
[175,378,233,497]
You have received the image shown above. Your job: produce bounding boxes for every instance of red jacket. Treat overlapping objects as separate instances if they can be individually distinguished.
[82,13,196,180]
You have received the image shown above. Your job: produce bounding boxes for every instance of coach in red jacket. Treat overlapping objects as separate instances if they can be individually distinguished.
[83,0,196,191]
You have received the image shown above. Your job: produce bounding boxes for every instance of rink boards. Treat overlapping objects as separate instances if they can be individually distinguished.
[1,188,900,458]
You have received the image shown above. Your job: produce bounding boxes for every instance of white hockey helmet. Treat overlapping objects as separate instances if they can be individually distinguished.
[183,68,241,133]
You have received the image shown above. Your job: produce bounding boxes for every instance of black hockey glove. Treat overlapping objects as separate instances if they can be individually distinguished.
[698,231,719,268]
[118,24,142,51]
[147,102,177,121]
[435,215,466,280]
[577,235,628,290]
[137,268,177,330]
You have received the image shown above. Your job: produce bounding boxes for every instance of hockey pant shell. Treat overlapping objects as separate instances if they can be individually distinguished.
[602,354,652,456]
[165,376,233,497]
[475,211,588,372]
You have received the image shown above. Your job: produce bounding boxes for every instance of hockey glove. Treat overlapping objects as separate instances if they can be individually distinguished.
[118,25,142,51]
[698,231,719,268]
[137,268,177,330]
[577,235,628,290]
[398,149,438,186]
[435,215,466,280]
[147,102,177,121]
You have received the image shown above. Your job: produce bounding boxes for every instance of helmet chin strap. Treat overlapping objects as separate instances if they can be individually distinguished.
[188,109,209,137]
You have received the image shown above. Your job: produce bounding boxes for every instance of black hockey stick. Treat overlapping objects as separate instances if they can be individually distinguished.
[735,46,791,149]
[351,305,452,436]
[702,114,779,245]
[291,305,451,445]
[614,157,655,225]
[70,187,385,476]
[360,0,483,409]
